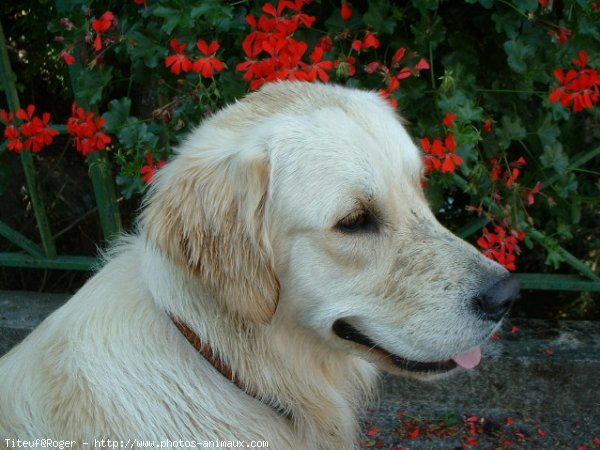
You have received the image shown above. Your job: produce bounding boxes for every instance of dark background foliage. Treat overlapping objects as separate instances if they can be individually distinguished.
[0,0,598,318]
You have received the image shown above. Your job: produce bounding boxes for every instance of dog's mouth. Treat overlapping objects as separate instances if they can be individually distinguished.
[332,319,482,374]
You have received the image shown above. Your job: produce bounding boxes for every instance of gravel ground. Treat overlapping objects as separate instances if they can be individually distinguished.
[360,402,600,450]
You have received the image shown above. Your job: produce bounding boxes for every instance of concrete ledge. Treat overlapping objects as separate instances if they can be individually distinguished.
[0,290,69,356]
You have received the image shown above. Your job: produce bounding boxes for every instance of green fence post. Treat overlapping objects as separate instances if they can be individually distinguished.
[0,20,57,258]
[86,151,122,240]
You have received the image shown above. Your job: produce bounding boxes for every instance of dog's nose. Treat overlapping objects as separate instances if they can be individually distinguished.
[474,275,520,321]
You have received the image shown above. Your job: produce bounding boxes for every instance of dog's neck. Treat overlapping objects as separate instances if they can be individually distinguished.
[170,316,241,387]
[169,314,293,419]
[147,251,378,449]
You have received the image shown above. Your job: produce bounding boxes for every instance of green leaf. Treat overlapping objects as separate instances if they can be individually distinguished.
[578,16,600,40]
[364,0,397,35]
[555,172,578,199]
[540,142,568,174]
[72,67,113,107]
[54,0,87,13]
[438,91,484,123]
[116,174,146,200]
[425,182,445,213]
[513,0,538,12]
[464,0,495,8]
[103,98,132,133]
[544,244,563,269]
[153,6,193,35]
[492,12,519,40]
[503,40,533,75]
[411,14,446,49]
[190,0,235,31]
[127,28,167,69]
[495,115,526,150]
[537,114,560,149]
[411,0,439,10]
[557,222,573,239]
[118,117,159,150]
[324,8,363,32]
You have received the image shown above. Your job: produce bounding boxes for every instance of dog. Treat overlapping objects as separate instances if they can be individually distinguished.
[0,82,519,449]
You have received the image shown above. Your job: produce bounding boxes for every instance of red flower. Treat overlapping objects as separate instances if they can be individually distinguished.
[341,2,353,20]
[351,32,380,52]
[4,125,23,153]
[526,181,542,205]
[141,153,167,184]
[490,156,527,186]
[1,110,23,153]
[550,50,600,112]
[335,56,356,78]
[316,35,333,52]
[1,105,58,153]
[303,47,333,82]
[0,110,12,124]
[506,167,520,186]
[490,158,502,181]
[192,39,225,78]
[91,11,116,51]
[20,113,59,152]
[557,26,572,44]
[443,112,457,128]
[236,0,322,90]
[506,157,526,186]
[408,428,420,439]
[67,102,111,156]
[92,11,116,34]
[421,134,463,174]
[415,58,430,71]
[483,118,493,132]
[60,50,76,65]
[477,225,524,271]
[392,48,406,66]
[165,39,192,75]
[465,437,479,446]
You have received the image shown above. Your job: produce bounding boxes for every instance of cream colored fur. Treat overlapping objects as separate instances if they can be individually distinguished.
[0,82,508,449]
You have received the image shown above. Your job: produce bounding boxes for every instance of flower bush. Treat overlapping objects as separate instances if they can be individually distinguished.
[1,0,599,275]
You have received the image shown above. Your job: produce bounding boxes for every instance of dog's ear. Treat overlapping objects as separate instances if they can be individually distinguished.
[142,148,279,323]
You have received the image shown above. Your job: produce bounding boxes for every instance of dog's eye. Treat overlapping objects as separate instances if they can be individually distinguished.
[336,210,378,233]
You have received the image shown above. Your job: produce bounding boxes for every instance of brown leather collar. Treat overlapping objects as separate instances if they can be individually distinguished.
[170,315,291,419]
[170,316,246,390]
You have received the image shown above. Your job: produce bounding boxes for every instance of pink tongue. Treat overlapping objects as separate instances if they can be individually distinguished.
[452,346,482,369]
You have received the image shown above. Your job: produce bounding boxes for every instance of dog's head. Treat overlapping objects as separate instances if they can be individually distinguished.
[143,82,519,378]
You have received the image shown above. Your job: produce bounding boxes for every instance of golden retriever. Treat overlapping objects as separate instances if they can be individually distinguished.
[0,82,519,449]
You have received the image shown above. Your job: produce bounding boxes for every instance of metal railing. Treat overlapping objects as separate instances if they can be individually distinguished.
[0,21,119,271]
